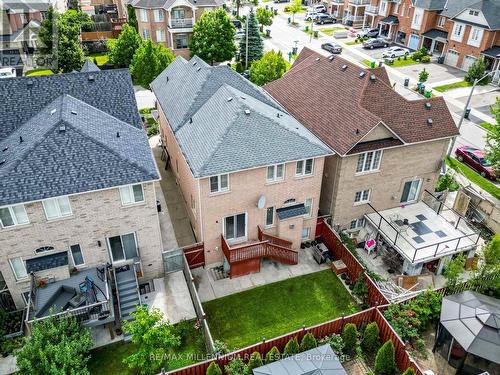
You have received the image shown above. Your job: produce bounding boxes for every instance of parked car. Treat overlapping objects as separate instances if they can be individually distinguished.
[358,28,379,38]
[455,146,497,180]
[0,67,16,79]
[314,13,336,24]
[235,30,245,40]
[321,42,342,54]
[305,11,319,21]
[362,38,388,49]
[232,19,242,29]
[382,46,410,58]
[311,4,327,13]
[274,0,290,3]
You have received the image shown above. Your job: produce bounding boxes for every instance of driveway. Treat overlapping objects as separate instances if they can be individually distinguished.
[351,43,396,60]
[396,62,466,85]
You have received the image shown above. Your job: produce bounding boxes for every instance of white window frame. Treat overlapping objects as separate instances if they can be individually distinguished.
[266,163,285,183]
[400,178,422,204]
[140,9,148,22]
[451,22,465,42]
[468,9,479,16]
[467,27,483,47]
[301,227,311,240]
[349,218,366,230]
[69,244,85,267]
[304,198,313,217]
[42,196,72,220]
[119,184,145,206]
[295,158,314,177]
[356,150,382,174]
[209,174,229,194]
[0,204,29,228]
[107,232,139,263]
[411,7,423,30]
[265,206,275,227]
[154,9,164,22]
[142,28,150,40]
[9,257,27,281]
[156,29,165,42]
[354,189,371,205]
[438,16,445,28]
[223,212,247,242]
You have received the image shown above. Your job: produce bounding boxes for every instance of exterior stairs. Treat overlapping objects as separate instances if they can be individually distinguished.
[115,268,140,341]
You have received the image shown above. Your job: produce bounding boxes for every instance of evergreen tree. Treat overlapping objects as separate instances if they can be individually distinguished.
[239,8,263,68]
[283,337,300,356]
[374,340,396,375]
[299,333,317,352]
[465,58,491,85]
[361,322,380,354]
[249,50,287,86]
[206,362,222,375]
[55,10,92,72]
[190,8,236,65]
[127,4,138,31]
[265,346,281,364]
[401,369,416,375]
[247,352,263,371]
[108,23,142,68]
[37,6,59,55]
[341,323,358,355]
[130,39,175,88]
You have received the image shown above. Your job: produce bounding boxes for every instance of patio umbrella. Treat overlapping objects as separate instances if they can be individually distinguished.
[439,291,500,364]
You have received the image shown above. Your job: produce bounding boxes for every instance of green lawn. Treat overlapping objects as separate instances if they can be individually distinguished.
[388,57,420,67]
[480,122,495,133]
[362,59,373,67]
[446,156,500,200]
[433,80,471,93]
[88,320,206,375]
[203,270,359,349]
[25,69,53,76]
[318,26,345,36]
[284,7,306,14]
[88,53,109,66]
[345,40,361,46]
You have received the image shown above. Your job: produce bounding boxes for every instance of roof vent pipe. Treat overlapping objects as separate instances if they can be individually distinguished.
[341,65,347,71]
[19,136,23,143]
[425,102,432,109]
[359,72,366,78]
[370,74,376,81]
[189,117,193,123]
[245,109,250,115]
[328,55,335,61]
[88,74,95,81]
[59,124,66,133]
[116,131,120,138]
[315,57,320,61]
[427,118,433,126]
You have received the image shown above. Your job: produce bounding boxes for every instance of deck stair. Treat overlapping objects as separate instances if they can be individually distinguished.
[115,267,140,341]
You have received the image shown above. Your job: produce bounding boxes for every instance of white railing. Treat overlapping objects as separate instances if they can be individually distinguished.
[168,17,194,28]
[344,15,365,22]
[365,5,378,14]
[349,0,370,5]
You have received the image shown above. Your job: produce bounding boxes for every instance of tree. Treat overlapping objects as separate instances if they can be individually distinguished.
[352,273,369,306]
[418,68,429,83]
[224,358,248,375]
[402,369,416,375]
[485,97,500,174]
[247,352,263,371]
[37,6,59,55]
[283,337,300,356]
[190,8,236,65]
[444,253,466,292]
[130,39,175,87]
[256,7,273,28]
[361,322,380,354]
[249,50,287,86]
[206,362,222,375]
[341,323,358,355]
[16,315,93,375]
[122,306,180,375]
[108,23,142,68]
[473,234,500,293]
[239,8,263,68]
[435,172,459,192]
[288,0,303,24]
[465,58,491,85]
[265,346,281,364]
[127,4,138,31]
[57,34,85,72]
[300,332,317,352]
[374,340,396,375]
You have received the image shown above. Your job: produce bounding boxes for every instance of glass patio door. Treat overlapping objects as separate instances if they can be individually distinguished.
[108,233,139,263]
[224,213,247,242]
[400,179,422,203]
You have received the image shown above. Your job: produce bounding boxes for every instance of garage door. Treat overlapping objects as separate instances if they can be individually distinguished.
[445,50,459,67]
[462,55,477,71]
[408,34,420,50]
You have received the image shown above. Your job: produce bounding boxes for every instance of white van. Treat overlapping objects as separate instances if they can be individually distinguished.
[0,68,16,79]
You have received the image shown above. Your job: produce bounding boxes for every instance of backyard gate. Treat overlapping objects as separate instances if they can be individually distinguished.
[162,248,184,273]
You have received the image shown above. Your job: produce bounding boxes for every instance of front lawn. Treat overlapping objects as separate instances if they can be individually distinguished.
[88,53,109,66]
[88,320,206,375]
[388,57,420,67]
[25,69,53,76]
[433,80,471,93]
[203,270,360,349]
[318,26,345,36]
[446,156,500,200]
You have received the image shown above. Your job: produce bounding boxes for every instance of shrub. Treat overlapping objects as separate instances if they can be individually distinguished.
[342,323,358,355]
[465,58,491,85]
[283,337,300,356]
[319,334,344,355]
[247,352,263,371]
[224,358,248,375]
[418,68,429,83]
[414,338,427,357]
[361,322,380,354]
[265,346,281,364]
[300,333,317,352]
[402,369,416,375]
[352,274,368,305]
[374,340,396,375]
[411,47,428,61]
[421,55,431,63]
[436,173,459,192]
[213,340,229,355]
[206,362,222,375]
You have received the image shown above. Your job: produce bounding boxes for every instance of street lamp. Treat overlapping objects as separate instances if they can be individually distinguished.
[446,69,500,156]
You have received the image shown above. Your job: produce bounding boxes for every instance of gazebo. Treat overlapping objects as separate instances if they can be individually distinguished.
[434,291,500,375]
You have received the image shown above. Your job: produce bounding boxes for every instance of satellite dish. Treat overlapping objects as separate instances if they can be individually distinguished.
[257,195,266,209]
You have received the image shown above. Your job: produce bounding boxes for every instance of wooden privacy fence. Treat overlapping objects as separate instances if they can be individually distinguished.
[182,242,205,269]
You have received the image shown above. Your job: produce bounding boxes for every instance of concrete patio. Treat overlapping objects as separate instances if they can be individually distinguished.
[192,245,330,302]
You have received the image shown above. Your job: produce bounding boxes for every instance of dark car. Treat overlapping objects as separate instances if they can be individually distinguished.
[273,0,290,3]
[358,28,379,38]
[362,37,388,49]
[232,19,242,29]
[321,42,342,54]
[455,146,497,180]
[314,13,336,24]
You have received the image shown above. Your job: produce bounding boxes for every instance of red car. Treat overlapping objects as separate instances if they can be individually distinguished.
[455,146,497,180]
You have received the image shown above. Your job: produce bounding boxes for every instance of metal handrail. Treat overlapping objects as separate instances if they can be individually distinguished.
[112,267,122,321]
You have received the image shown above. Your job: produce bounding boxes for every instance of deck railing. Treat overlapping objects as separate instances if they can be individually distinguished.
[257,226,293,248]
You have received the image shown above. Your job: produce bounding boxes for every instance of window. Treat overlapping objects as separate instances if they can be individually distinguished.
[400,5,405,16]
[108,233,138,263]
[467,27,483,47]
[43,196,72,220]
[0,204,29,228]
[284,198,296,205]
[468,9,479,16]
[394,2,400,14]
[301,227,310,240]
[120,184,144,205]
[354,189,371,204]
[70,244,85,266]
[295,159,314,177]
[356,150,382,173]
[265,207,275,227]
[451,22,464,42]
[349,218,366,230]
[140,9,148,22]
[9,257,27,280]
[400,179,422,203]
[172,8,185,19]
[209,174,229,193]
[156,29,165,42]
[379,1,387,14]
[438,16,445,27]
[266,164,284,182]
[142,29,150,40]
[224,213,246,241]
[304,198,313,217]
[34,246,54,254]
[175,34,188,49]
[411,7,423,29]
[154,9,164,22]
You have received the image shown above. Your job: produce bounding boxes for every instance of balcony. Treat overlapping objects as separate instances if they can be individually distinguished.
[365,5,379,14]
[348,0,370,5]
[331,0,344,4]
[168,18,194,29]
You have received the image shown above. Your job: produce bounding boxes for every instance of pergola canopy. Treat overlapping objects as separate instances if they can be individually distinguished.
[440,291,500,364]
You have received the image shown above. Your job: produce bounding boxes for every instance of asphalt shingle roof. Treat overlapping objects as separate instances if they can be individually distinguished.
[265,48,459,155]
[276,204,307,220]
[440,0,500,29]
[151,56,331,177]
[80,59,101,72]
[131,0,223,9]
[413,0,447,10]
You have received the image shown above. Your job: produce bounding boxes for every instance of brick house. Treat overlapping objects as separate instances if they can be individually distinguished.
[266,49,480,277]
[0,65,163,328]
[129,0,223,59]
[151,56,331,277]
